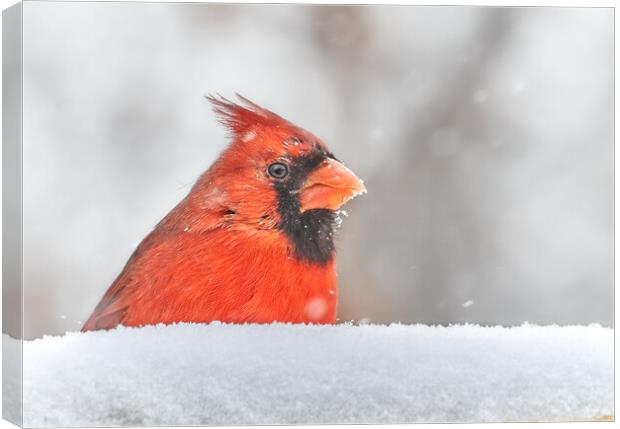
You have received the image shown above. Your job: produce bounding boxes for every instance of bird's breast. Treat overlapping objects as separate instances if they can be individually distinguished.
[223,228,339,324]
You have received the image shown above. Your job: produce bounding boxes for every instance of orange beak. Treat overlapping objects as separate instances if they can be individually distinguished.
[299,158,366,212]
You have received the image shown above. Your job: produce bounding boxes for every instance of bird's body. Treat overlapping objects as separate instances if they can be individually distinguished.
[86,207,338,328]
[82,95,364,331]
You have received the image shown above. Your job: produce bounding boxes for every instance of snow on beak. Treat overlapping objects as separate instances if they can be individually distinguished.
[299,158,366,212]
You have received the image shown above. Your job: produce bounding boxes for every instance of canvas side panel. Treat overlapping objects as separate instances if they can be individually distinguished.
[3,2,23,427]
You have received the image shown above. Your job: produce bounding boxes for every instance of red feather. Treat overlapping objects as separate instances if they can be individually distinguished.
[82,95,364,331]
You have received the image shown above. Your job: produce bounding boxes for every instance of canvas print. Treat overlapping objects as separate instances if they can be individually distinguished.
[2,1,614,427]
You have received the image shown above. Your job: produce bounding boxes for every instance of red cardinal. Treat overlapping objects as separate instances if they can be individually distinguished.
[82,95,365,331]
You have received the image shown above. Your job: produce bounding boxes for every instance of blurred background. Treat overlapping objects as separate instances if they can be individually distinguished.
[20,3,612,339]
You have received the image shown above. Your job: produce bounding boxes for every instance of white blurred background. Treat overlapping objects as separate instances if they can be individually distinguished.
[21,3,612,339]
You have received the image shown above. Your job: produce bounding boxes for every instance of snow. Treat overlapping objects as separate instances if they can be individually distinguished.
[5,323,613,426]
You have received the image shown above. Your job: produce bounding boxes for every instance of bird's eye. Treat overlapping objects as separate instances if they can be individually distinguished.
[268,162,289,179]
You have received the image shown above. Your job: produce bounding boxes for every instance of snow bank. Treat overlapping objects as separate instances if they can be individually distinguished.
[7,323,613,426]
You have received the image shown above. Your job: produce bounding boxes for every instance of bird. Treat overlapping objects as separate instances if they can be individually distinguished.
[81,94,366,331]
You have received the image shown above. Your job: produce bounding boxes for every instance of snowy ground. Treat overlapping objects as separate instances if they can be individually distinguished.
[5,323,614,426]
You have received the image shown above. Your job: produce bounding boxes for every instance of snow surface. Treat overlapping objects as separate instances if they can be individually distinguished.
[6,323,614,426]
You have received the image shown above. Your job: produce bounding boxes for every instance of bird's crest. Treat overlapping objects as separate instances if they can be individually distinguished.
[206,93,291,140]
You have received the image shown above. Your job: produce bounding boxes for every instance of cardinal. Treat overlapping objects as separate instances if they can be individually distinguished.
[82,95,365,331]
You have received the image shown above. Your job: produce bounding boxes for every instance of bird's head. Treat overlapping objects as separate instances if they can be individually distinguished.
[188,94,366,265]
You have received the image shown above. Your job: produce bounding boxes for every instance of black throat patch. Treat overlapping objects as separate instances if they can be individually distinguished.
[274,150,336,266]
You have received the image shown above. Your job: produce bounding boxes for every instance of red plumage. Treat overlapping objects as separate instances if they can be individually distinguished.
[82,95,365,331]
